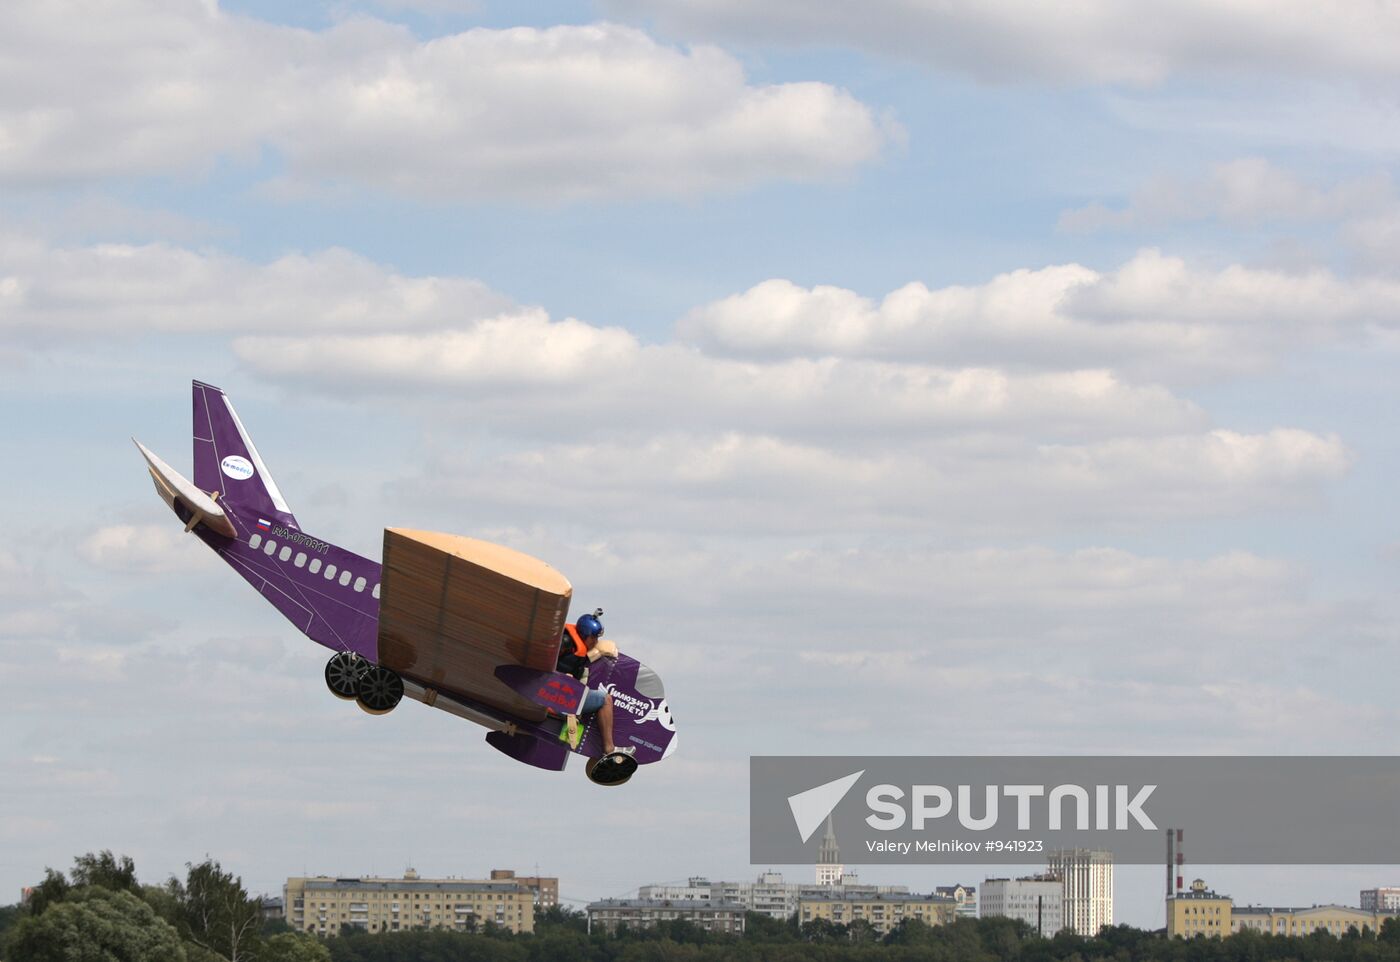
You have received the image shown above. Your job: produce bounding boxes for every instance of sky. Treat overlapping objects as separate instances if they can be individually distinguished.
[3,0,1400,930]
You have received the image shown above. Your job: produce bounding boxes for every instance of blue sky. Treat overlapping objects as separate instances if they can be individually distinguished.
[4,0,1400,928]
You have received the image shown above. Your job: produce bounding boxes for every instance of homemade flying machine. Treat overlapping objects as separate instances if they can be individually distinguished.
[134,381,676,786]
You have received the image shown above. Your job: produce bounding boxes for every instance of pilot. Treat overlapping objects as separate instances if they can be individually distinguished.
[557,609,633,758]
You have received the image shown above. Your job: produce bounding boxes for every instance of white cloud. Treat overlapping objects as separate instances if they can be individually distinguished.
[1028,428,1350,518]
[0,229,1357,538]
[790,654,1392,753]
[679,267,1098,362]
[0,3,892,199]
[605,0,1400,87]
[78,524,205,574]
[0,540,177,652]
[679,250,1400,379]
[1102,84,1400,160]
[238,326,1203,440]
[1061,159,1400,273]
[365,0,481,14]
[3,195,221,245]
[391,427,1348,536]
[13,230,1392,396]
[0,227,1349,535]
[0,235,514,342]
[1063,249,1400,335]
[238,310,639,387]
[0,548,55,603]
[494,533,1314,639]
[1060,158,1393,231]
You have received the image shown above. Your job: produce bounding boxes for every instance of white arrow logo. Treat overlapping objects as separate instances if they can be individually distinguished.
[787,770,864,843]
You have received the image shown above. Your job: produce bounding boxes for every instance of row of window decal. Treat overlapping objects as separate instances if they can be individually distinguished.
[247,533,380,598]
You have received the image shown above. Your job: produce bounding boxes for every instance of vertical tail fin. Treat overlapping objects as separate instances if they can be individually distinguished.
[192,380,299,528]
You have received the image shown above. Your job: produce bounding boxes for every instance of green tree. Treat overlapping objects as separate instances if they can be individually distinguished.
[169,859,262,962]
[648,919,715,945]
[6,887,187,962]
[845,917,879,943]
[261,932,332,962]
[884,916,934,945]
[741,911,795,943]
[138,881,183,928]
[262,915,294,936]
[23,870,70,917]
[799,917,847,943]
[0,903,22,944]
[980,913,1035,958]
[535,904,588,933]
[70,851,138,893]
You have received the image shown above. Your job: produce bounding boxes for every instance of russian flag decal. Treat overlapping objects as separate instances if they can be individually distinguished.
[257,518,271,530]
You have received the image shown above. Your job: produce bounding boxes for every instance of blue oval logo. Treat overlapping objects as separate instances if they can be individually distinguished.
[221,455,255,480]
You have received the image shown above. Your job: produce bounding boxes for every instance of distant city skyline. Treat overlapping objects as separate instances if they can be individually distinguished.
[28,852,1390,932]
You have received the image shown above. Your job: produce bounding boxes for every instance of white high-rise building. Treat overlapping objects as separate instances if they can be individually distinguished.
[637,872,909,921]
[981,876,1063,936]
[1046,849,1112,936]
[1361,888,1400,912]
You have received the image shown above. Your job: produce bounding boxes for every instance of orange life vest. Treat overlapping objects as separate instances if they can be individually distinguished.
[564,623,587,657]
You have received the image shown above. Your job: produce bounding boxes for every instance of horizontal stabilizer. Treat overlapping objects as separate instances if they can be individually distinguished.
[485,730,570,771]
[134,439,237,539]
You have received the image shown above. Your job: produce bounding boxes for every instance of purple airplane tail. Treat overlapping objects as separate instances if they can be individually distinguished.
[192,380,299,529]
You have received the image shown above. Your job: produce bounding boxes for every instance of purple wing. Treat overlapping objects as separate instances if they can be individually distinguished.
[485,730,570,771]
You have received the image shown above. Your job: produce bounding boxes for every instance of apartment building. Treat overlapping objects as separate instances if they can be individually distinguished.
[586,899,747,934]
[284,868,537,935]
[797,893,958,935]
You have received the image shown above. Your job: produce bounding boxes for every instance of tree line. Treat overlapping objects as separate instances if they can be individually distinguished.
[9,853,1400,962]
[0,851,325,962]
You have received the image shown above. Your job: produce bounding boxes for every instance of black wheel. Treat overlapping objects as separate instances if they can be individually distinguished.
[356,665,404,716]
[325,651,368,700]
[585,752,638,787]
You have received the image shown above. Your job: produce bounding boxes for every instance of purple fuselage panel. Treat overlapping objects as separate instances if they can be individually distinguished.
[193,513,380,660]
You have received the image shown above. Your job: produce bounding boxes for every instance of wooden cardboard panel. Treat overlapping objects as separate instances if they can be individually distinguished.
[376,528,572,718]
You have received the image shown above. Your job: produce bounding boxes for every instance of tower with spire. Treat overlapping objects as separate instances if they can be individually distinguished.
[815,814,844,885]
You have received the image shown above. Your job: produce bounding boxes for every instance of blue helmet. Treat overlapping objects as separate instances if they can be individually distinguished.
[577,611,604,639]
